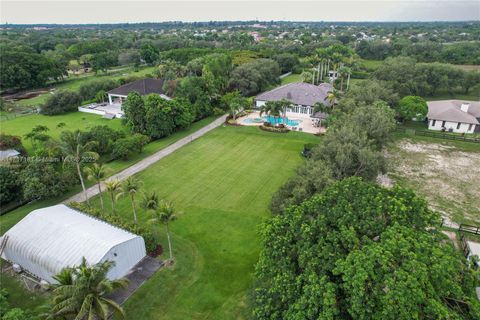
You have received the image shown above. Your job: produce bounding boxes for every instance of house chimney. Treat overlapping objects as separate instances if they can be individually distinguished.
[460,103,470,113]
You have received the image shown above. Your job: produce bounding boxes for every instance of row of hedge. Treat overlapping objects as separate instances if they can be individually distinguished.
[68,202,158,254]
[259,124,290,133]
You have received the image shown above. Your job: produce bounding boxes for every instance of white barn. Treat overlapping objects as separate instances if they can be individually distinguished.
[1,204,146,283]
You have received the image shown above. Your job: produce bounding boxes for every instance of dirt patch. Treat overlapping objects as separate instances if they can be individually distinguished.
[388,139,480,224]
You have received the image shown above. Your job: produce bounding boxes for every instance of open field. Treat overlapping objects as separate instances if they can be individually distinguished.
[388,138,480,225]
[13,66,157,107]
[80,126,318,319]
[281,73,302,84]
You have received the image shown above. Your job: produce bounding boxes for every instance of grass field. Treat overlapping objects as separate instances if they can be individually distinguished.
[78,126,319,319]
[15,66,157,107]
[281,73,302,85]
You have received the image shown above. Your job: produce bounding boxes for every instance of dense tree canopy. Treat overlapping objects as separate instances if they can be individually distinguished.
[255,178,480,320]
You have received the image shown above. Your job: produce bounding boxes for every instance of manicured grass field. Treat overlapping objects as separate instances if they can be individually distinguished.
[85,126,319,319]
[281,73,302,84]
[0,112,127,153]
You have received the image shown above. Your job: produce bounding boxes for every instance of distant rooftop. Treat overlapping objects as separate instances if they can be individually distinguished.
[427,100,480,124]
[256,82,333,107]
[108,78,166,97]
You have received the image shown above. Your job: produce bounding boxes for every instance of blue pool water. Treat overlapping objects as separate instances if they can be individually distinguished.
[263,116,301,126]
[243,116,301,126]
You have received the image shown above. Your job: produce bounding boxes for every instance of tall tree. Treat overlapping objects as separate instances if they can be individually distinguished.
[149,200,178,261]
[104,179,122,215]
[60,131,99,204]
[117,177,142,224]
[85,163,107,210]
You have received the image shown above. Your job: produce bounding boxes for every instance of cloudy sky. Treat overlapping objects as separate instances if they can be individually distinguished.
[1,0,479,24]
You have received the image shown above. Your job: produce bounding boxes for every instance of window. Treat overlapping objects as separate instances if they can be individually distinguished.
[456,123,461,130]
[442,121,446,127]
[468,124,473,131]
[432,120,436,126]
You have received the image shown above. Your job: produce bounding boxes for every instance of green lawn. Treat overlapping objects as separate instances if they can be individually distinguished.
[81,126,319,319]
[0,270,48,312]
[281,73,302,85]
[359,59,383,71]
[0,112,127,153]
[15,66,157,107]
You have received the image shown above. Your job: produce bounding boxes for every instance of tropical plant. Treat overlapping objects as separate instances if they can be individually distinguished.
[50,258,128,320]
[117,177,142,224]
[141,191,160,212]
[259,101,284,125]
[60,130,99,204]
[325,89,341,108]
[85,163,106,210]
[104,179,122,214]
[148,200,178,261]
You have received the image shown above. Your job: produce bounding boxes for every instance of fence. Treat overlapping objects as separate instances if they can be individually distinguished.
[395,127,480,144]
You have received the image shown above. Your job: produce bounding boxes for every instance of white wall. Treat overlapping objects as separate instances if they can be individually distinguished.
[78,107,105,116]
[428,119,476,134]
[255,100,313,117]
[102,236,146,280]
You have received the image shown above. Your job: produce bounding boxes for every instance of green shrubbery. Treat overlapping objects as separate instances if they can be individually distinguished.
[40,90,83,115]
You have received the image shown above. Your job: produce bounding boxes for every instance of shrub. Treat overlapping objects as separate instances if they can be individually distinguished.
[68,202,158,253]
[0,166,22,204]
[111,134,149,160]
[81,125,125,156]
[213,107,224,116]
[40,90,82,115]
[0,134,26,154]
[259,125,290,133]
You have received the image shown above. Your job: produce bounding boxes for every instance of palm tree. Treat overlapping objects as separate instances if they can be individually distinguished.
[141,191,160,212]
[325,89,341,109]
[85,163,107,210]
[104,179,122,215]
[117,177,142,224]
[61,130,99,204]
[259,101,284,126]
[149,201,178,261]
[50,258,128,320]
[338,66,352,91]
[277,99,293,125]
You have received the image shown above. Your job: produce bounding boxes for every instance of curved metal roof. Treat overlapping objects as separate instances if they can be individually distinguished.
[1,204,142,282]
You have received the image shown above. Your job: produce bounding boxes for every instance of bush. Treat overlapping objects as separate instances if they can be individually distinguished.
[68,202,158,253]
[259,125,289,133]
[0,166,22,204]
[0,134,26,154]
[81,125,126,156]
[351,71,369,79]
[40,90,82,115]
[111,134,149,160]
[213,107,224,116]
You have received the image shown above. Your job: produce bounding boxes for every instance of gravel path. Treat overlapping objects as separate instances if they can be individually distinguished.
[64,115,227,204]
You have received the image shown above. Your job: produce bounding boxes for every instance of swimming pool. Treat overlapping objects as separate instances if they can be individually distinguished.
[263,116,301,126]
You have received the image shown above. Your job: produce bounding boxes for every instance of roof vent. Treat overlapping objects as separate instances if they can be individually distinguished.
[460,103,470,113]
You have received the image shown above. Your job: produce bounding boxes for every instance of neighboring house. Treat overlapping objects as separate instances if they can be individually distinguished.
[0,149,20,162]
[255,82,333,118]
[107,78,170,104]
[427,100,480,134]
[1,204,146,283]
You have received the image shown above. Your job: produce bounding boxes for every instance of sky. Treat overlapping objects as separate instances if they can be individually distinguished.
[1,0,479,24]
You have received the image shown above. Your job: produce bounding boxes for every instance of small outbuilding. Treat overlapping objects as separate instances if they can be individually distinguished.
[107,78,170,105]
[1,204,146,283]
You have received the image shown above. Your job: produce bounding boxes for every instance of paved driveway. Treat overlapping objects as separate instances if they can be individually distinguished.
[64,115,227,203]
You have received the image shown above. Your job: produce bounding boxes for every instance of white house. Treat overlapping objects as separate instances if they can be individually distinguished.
[427,100,480,134]
[107,78,171,105]
[255,82,333,118]
[1,204,146,283]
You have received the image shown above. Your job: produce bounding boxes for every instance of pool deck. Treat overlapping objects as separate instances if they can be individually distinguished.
[237,111,325,134]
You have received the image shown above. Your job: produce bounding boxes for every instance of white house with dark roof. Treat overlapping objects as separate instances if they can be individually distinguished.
[107,78,170,105]
[427,100,480,134]
[255,82,333,118]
